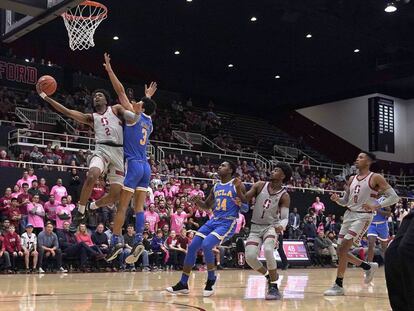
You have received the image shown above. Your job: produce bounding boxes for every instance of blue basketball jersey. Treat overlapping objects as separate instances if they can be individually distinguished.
[372,197,387,222]
[123,113,153,161]
[212,179,239,219]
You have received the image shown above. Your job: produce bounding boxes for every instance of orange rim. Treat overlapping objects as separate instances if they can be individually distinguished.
[62,1,108,21]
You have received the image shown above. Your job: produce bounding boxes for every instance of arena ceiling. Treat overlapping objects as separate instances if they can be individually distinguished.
[5,0,414,111]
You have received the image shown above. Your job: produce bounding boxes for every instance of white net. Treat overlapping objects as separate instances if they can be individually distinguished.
[62,1,107,51]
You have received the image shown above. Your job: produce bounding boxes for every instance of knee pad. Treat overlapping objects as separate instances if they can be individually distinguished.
[245,245,263,270]
[263,244,277,270]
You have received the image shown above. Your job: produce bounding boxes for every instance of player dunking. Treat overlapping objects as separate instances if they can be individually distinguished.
[102,54,157,263]
[36,82,126,230]
[235,162,292,300]
[324,151,399,296]
[366,195,392,263]
[166,161,244,297]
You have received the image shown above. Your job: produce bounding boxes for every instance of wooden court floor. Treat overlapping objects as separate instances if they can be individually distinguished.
[0,268,390,311]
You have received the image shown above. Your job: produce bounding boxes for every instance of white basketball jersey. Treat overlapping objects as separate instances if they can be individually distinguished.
[93,107,123,144]
[346,172,378,212]
[252,182,286,225]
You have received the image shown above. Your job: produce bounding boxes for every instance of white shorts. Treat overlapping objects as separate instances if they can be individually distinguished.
[88,144,124,185]
[338,210,373,246]
[246,223,279,249]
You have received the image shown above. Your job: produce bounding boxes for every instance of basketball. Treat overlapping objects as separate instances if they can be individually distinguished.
[37,75,57,96]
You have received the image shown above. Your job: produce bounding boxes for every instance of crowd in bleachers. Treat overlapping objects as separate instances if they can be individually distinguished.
[0,83,413,275]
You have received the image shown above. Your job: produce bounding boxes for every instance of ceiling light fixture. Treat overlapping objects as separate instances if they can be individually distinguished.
[228,64,234,68]
[275,75,281,79]
[306,33,312,38]
[186,0,193,2]
[25,58,30,62]
[113,36,119,40]
[385,2,397,13]
[174,50,180,55]
[250,17,257,22]
[354,49,360,53]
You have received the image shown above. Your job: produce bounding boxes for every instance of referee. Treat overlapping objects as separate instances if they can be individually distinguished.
[385,208,414,311]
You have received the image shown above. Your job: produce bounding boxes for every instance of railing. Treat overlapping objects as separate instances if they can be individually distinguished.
[15,107,76,133]
[0,120,28,127]
[174,131,270,169]
[274,144,344,170]
[9,128,96,152]
[273,145,296,161]
[270,159,345,174]
[14,108,31,125]
[156,146,269,169]
[0,159,89,171]
[8,128,157,157]
[171,131,193,148]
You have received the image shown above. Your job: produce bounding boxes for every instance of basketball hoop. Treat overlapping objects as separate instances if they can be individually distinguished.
[62,1,108,51]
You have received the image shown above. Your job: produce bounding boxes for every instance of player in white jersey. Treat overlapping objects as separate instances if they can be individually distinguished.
[324,151,399,296]
[36,73,157,230]
[235,162,292,300]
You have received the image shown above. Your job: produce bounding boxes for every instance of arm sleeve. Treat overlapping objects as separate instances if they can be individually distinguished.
[337,191,350,207]
[123,110,140,123]
[279,207,289,229]
[378,188,399,208]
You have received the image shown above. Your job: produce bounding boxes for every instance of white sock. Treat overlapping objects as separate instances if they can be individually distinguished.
[89,202,98,210]
[78,204,86,214]
[264,270,269,277]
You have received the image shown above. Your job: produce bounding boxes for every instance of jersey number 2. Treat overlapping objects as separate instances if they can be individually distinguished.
[216,198,227,211]
[140,128,147,145]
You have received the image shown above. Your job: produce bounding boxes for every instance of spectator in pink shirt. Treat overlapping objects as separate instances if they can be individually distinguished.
[56,197,72,230]
[163,183,174,200]
[75,224,102,254]
[144,204,160,233]
[235,212,246,234]
[154,184,165,199]
[11,185,20,199]
[170,206,187,233]
[311,196,325,215]
[171,179,181,195]
[145,188,154,207]
[16,170,32,189]
[189,183,204,199]
[27,168,38,186]
[66,195,76,212]
[50,179,67,204]
[27,195,45,235]
[44,195,59,224]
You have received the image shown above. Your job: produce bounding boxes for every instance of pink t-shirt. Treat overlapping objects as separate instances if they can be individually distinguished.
[16,177,31,189]
[190,189,205,198]
[170,212,187,233]
[235,213,246,234]
[153,191,165,199]
[67,204,76,212]
[44,201,59,221]
[56,205,72,229]
[163,189,174,199]
[312,202,325,214]
[27,202,45,229]
[144,211,160,232]
[50,185,68,204]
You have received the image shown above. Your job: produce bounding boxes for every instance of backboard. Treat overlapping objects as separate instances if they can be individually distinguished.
[0,0,83,43]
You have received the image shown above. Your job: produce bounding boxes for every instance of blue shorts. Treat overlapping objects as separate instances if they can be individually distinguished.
[123,159,151,192]
[367,222,389,241]
[196,218,237,242]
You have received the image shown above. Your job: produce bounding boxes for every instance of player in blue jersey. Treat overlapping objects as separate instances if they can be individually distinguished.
[102,53,158,262]
[366,196,392,262]
[166,161,245,297]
